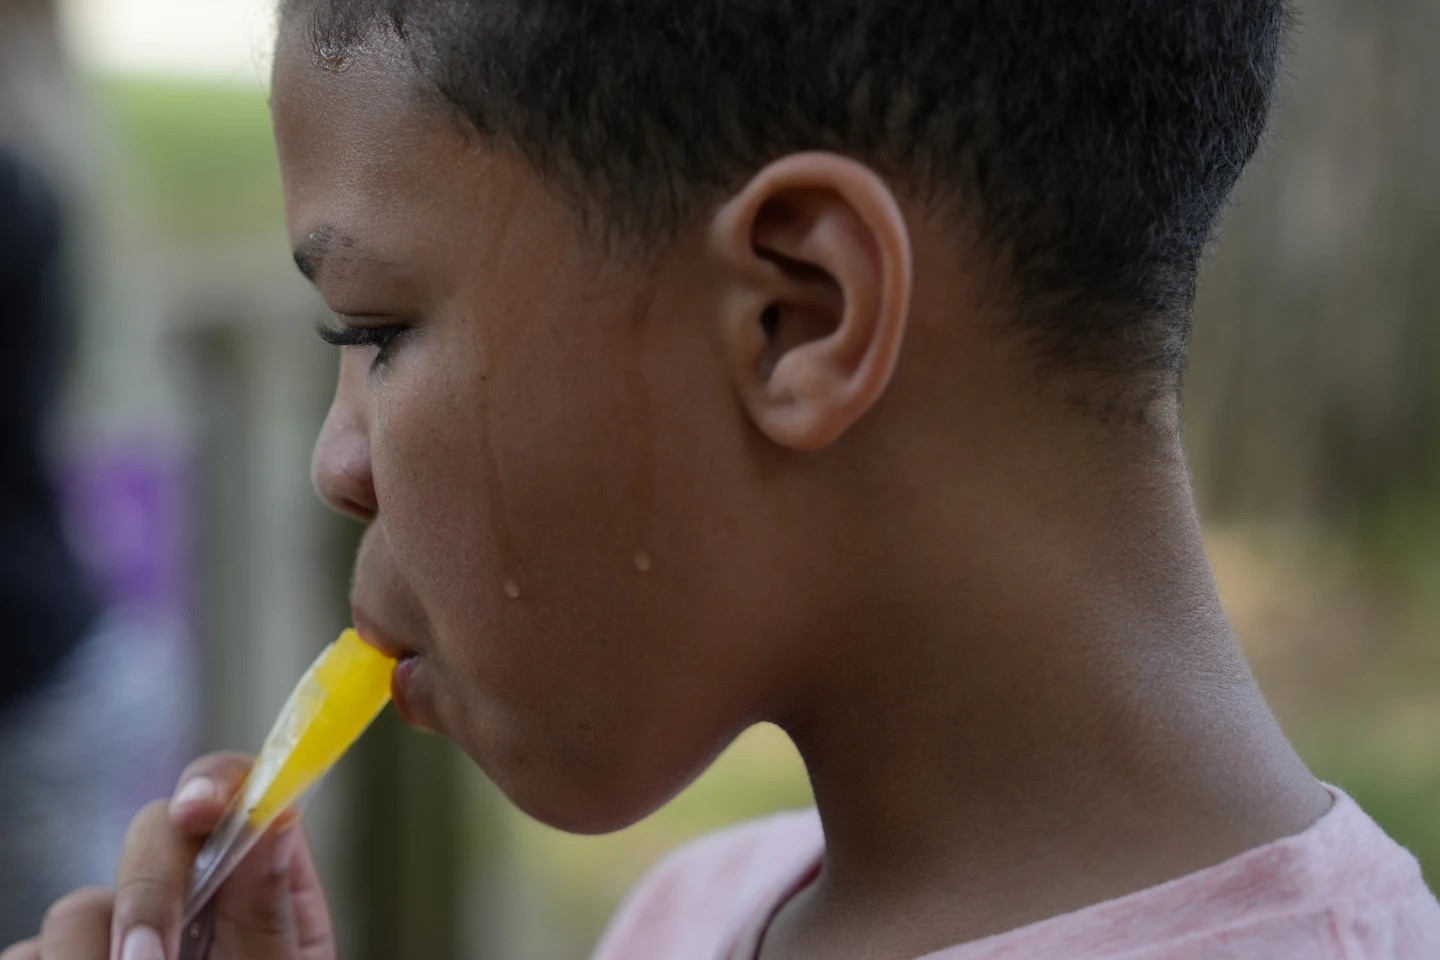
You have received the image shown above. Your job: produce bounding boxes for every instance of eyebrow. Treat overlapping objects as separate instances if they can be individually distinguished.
[292,227,357,283]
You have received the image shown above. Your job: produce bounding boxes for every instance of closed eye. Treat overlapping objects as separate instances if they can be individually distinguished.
[314,318,409,369]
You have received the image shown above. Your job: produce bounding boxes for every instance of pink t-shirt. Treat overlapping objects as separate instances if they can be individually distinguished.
[593,786,1440,959]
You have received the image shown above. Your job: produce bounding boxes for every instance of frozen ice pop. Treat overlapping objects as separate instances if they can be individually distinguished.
[181,628,395,931]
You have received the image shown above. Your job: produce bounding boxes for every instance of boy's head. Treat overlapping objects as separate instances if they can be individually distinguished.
[273,0,1288,832]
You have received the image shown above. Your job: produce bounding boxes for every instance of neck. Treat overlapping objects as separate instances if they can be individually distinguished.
[766,425,1328,959]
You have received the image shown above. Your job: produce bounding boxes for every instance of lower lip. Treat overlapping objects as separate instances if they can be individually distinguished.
[391,655,421,724]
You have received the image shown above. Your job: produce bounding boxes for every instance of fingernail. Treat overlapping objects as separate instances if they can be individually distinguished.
[121,924,165,960]
[170,776,218,813]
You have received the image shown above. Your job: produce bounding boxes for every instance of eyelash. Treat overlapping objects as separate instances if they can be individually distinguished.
[314,319,409,369]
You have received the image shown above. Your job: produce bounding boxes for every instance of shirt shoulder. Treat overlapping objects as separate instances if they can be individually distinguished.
[928,785,1440,960]
[1317,793,1440,960]
[591,808,823,960]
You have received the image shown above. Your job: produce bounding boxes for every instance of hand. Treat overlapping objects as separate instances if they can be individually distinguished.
[0,753,336,960]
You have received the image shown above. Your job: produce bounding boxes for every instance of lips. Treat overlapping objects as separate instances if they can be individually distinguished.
[389,654,423,726]
[351,606,417,660]
[351,605,427,727]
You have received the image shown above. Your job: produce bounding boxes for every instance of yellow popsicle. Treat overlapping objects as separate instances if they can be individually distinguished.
[181,629,395,951]
[240,628,396,825]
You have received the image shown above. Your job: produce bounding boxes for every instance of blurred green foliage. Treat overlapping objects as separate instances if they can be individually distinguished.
[1332,509,1440,884]
[93,76,281,237]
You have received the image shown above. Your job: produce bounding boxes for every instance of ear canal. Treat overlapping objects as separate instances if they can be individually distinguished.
[757,306,781,379]
[761,306,780,339]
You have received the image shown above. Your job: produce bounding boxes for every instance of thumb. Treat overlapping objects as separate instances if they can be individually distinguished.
[208,827,305,957]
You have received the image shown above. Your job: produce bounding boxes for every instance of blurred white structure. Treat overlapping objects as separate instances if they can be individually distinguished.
[62,0,276,82]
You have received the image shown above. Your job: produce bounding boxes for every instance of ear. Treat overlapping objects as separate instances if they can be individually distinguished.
[708,153,913,451]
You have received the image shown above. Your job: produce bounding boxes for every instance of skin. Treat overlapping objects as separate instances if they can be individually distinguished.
[4,21,1332,960]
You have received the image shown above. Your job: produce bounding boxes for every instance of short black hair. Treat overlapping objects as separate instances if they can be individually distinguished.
[281,0,1290,398]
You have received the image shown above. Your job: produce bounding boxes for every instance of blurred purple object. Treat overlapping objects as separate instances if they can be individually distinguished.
[60,436,192,621]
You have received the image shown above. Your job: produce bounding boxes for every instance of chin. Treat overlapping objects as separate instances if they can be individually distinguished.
[515,771,682,836]
[523,796,655,836]
[464,740,680,836]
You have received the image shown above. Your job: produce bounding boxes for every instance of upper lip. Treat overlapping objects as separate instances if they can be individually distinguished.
[351,606,418,660]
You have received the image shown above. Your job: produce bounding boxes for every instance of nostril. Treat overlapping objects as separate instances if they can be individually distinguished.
[313,457,377,522]
[318,470,377,521]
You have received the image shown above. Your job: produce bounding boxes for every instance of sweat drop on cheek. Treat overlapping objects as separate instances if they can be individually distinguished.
[178,628,395,954]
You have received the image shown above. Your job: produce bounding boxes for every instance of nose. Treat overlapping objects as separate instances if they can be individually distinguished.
[312,357,377,523]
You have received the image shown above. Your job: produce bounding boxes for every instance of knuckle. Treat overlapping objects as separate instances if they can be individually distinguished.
[216,881,294,945]
[42,887,112,928]
[124,799,174,845]
[112,875,182,930]
[248,895,295,942]
[122,799,178,855]
[0,940,39,960]
[113,875,174,901]
[115,800,189,927]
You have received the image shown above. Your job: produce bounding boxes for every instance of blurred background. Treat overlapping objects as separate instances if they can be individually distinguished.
[0,0,1434,956]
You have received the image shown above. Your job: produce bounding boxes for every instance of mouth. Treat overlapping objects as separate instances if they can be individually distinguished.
[351,605,418,661]
[351,605,430,727]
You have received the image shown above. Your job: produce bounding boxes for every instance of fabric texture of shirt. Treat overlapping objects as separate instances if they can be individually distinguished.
[593,785,1440,959]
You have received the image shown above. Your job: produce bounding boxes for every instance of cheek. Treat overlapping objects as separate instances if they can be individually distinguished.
[370,340,649,607]
[363,321,776,831]
[366,334,675,727]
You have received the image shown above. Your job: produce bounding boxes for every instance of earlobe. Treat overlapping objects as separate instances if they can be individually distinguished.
[709,153,913,452]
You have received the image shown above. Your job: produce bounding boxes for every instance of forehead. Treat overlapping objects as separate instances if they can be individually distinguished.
[273,28,429,207]
[269,26,530,288]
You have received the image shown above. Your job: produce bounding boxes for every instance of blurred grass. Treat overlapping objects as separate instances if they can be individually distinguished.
[92,75,282,238]
[1211,522,1440,886]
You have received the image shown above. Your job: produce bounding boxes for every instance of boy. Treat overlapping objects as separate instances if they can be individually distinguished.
[8,1,1439,958]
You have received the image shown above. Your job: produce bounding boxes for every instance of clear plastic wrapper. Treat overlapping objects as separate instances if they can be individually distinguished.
[178,628,394,956]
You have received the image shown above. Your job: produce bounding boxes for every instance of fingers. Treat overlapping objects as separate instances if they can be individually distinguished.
[38,888,112,958]
[2,749,328,960]
[204,822,334,958]
[109,800,196,960]
[279,828,335,954]
[0,940,39,960]
[0,888,115,960]
[167,750,332,958]
[168,753,254,836]
[210,827,301,958]
[130,787,319,960]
